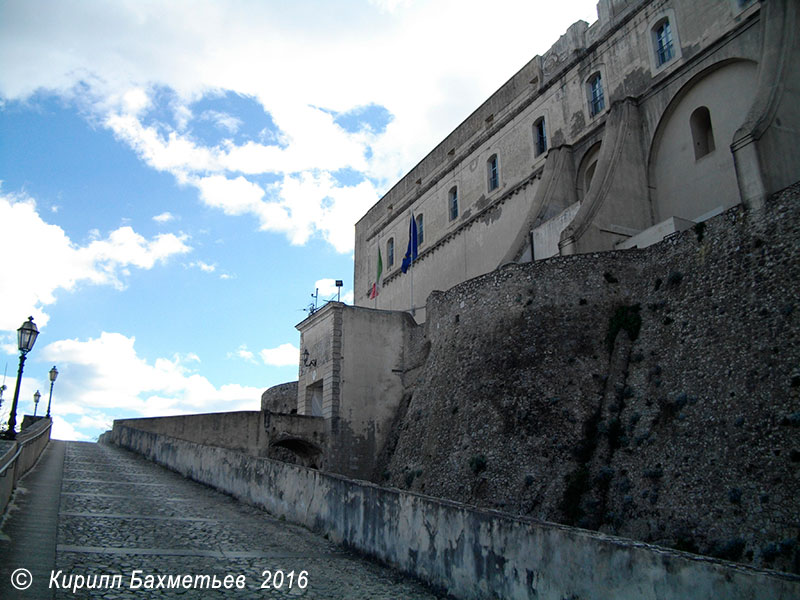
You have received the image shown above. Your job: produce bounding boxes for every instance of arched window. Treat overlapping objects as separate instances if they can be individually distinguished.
[387,237,395,267]
[533,117,547,156]
[588,73,605,117]
[448,186,459,221]
[416,214,424,245]
[690,106,715,159]
[653,19,674,66]
[487,154,499,191]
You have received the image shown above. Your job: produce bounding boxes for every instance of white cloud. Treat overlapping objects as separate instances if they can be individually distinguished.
[153,211,175,223]
[0,190,192,331]
[51,415,92,442]
[259,343,299,368]
[38,332,263,440]
[190,260,216,273]
[230,344,257,364]
[315,278,353,304]
[368,0,413,13]
[0,0,598,255]
[200,109,241,133]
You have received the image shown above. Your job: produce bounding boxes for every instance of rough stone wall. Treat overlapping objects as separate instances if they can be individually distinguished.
[110,423,800,600]
[383,183,800,573]
[260,381,298,413]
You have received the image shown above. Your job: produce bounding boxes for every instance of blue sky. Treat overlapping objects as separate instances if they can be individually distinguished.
[0,0,597,441]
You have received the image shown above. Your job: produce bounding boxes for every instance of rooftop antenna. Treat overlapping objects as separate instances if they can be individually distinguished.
[335,280,343,302]
[306,287,319,315]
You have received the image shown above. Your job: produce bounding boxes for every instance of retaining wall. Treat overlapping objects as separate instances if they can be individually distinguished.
[111,422,800,600]
[0,418,52,514]
[113,411,267,456]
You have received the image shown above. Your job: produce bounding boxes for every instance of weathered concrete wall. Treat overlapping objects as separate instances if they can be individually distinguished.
[110,423,800,600]
[296,303,339,418]
[113,411,267,456]
[296,303,420,478]
[0,418,52,514]
[335,306,417,478]
[385,182,800,573]
[260,381,298,413]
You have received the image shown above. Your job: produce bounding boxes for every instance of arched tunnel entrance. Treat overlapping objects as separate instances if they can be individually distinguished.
[269,437,324,469]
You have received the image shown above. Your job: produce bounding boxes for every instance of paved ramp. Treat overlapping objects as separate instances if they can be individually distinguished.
[2,441,443,599]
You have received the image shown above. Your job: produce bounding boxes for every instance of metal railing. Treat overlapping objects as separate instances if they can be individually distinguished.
[0,420,51,477]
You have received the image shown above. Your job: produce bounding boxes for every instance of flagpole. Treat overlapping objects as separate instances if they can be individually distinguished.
[410,260,414,316]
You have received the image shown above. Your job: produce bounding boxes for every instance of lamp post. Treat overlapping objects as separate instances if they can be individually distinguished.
[33,390,41,417]
[46,365,58,418]
[3,317,39,439]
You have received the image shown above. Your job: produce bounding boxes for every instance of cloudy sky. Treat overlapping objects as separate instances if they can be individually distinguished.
[0,0,598,441]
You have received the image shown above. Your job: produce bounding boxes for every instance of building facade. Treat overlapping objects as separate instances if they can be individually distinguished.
[267,0,799,480]
[354,0,799,322]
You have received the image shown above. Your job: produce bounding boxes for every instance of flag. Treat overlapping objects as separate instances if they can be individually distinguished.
[401,213,418,273]
[370,248,383,299]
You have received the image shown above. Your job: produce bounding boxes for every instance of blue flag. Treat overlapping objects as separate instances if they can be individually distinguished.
[401,213,418,273]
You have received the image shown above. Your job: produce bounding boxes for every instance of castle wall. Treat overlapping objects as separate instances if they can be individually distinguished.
[354,0,775,320]
[110,423,800,600]
[384,182,800,573]
[260,380,297,413]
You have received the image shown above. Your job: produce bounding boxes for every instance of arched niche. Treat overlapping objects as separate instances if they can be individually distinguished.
[648,59,758,223]
[576,142,602,202]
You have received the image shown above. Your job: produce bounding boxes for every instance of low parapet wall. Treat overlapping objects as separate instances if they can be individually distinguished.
[0,418,52,514]
[113,411,267,456]
[111,423,800,600]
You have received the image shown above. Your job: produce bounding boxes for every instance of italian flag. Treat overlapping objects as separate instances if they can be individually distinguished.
[369,248,383,299]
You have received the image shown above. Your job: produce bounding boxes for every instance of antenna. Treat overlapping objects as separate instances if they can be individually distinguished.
[304,287,320,316]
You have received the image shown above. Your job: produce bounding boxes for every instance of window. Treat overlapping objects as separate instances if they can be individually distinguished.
[416,214,424,245]
[488,154,499,191]
[534,117,547,156]
[654,19,674,66]
[387,237,395,267]
[690,106,715,159]
[588,73,605,117]
[448,186,458,221]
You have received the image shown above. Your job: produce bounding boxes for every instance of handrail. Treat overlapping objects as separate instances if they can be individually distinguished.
[0,446,24,478]
[16,418,53,444]
[0,419,52,478]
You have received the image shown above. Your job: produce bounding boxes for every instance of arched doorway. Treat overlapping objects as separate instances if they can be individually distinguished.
[269,437,324,469]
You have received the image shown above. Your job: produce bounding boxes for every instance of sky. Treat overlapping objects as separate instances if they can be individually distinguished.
[0,0,598,441]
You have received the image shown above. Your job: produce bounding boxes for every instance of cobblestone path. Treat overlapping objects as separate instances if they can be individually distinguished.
[53,441,443,599]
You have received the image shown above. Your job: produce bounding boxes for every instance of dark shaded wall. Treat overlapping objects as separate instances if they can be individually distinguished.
[384,183,800,573]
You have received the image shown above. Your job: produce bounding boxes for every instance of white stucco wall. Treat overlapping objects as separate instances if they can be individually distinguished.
[651,60,758,222]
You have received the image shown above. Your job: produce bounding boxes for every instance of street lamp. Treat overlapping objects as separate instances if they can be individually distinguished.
[3,317,39,439]
[33,390,41,417]
[46,365,58,418]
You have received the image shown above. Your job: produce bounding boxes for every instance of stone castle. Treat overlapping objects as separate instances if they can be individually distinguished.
[256,0,799,572]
